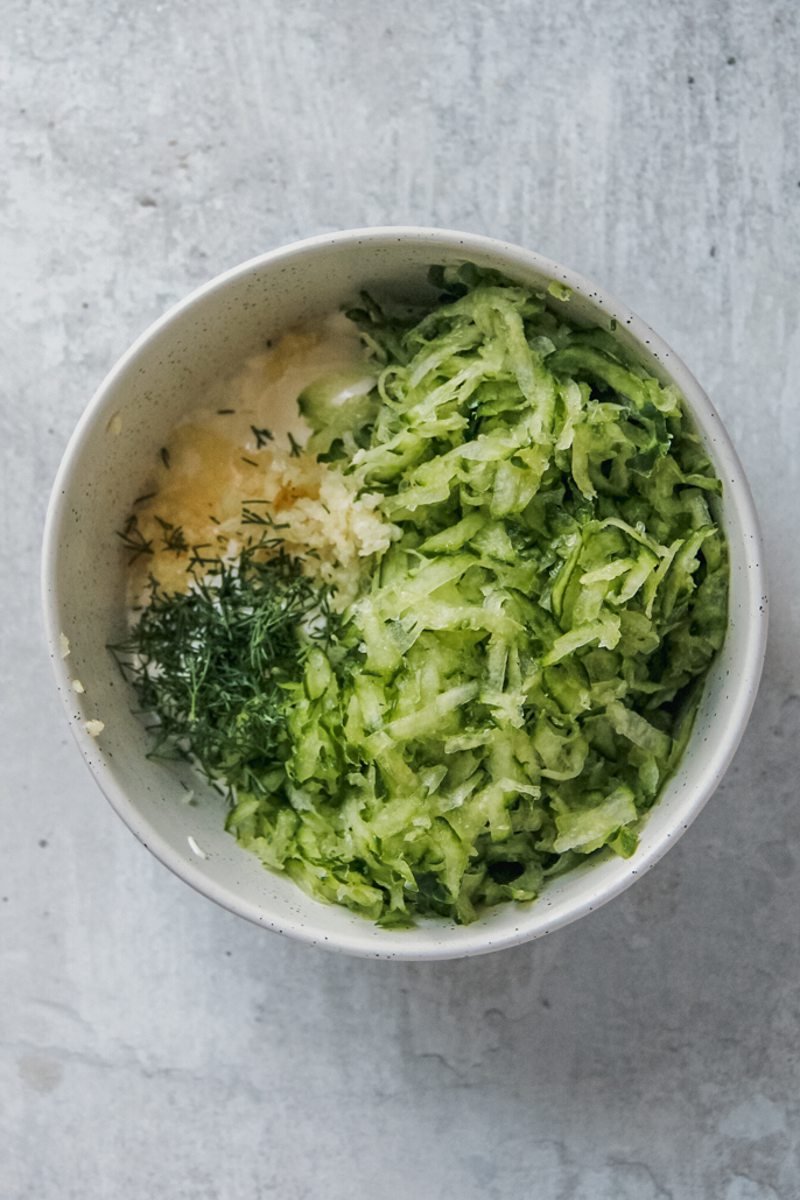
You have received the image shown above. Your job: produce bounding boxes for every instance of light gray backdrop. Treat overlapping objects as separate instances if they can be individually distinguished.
[2,2,798,1197]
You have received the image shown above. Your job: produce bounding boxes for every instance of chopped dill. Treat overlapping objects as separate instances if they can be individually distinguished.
[160,447,171,469]
[241,502,289,530]
[287,431,303,458]
[241,456,258,468]
[186,543,220,570]
[117,515,153,562]
[251,425,274,448]
[110,541,337,795]
[153,516,188,554]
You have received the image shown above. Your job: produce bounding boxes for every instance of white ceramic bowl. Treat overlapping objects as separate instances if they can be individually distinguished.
[42,227,768,960]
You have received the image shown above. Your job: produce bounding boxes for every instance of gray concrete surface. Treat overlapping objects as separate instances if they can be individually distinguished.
[2,1,799,1196]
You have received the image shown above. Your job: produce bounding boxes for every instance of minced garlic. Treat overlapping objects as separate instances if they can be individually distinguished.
[127,319,398,610]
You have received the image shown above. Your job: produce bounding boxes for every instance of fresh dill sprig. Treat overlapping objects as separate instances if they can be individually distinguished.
[110,542,337,795]
[241,501,290,530]
[153,516,188,554]
[117,515,153,562]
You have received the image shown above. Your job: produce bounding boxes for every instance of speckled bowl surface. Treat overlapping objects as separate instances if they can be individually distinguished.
[42,227,768,960]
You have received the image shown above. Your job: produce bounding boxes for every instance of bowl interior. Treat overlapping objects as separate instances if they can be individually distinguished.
[43,230,767,958]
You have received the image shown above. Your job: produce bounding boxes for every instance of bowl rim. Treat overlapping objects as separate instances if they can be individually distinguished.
[41,225,769,960]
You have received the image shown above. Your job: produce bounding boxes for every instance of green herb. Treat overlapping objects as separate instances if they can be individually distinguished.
[117,515,153,563]
[160,447,171,469]
[153,516,188,554]
[240,501,289,531]
[111,541,335,796]
[251,425,274,448]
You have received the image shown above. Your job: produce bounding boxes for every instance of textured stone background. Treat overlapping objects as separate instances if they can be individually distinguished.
[2,1,799,1196]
